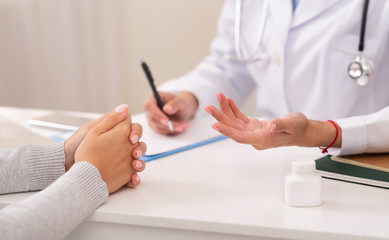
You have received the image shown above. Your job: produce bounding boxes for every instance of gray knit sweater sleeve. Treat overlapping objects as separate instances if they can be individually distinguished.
[0,143,65,193]
[0,144,109,240]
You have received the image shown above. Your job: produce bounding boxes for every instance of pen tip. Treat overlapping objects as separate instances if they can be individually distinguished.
[139,59,144,64]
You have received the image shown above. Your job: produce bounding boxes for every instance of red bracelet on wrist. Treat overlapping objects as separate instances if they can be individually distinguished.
[319,120,339,154]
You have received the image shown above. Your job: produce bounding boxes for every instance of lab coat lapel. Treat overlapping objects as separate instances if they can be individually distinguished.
[291,0,341,28]
[268,0,292,43]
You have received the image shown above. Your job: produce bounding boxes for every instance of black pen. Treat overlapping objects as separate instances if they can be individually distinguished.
[140,59,174,132]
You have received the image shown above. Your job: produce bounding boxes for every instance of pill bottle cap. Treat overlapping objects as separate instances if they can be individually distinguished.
[292,158,316,173]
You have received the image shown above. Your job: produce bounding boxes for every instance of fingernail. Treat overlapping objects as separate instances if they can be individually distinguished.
[216,93,222,103]
[175,125,184,132]
[131,135,139,144]
[211,124,220,132]
[114,104,128,114]
[135,175,140,183]
[135,160,143,169]
[160,118,169,126]
[271,123,277,132]
[164,105,173,113]
[204,107,213,115]
[136,150,143,158]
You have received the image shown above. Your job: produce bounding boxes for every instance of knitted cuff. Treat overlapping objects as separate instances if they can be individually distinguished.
[65,162,108,214]
[27,143,66,191]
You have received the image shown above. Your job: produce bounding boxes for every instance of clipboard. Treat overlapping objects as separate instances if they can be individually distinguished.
[140,135,227,162]
[131,114,227,161]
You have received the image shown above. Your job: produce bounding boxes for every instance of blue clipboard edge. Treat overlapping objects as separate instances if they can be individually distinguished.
[140,135,228,162]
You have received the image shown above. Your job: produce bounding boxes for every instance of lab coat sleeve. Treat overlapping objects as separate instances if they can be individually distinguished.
[158,0,257,117]
[333,106,389,155]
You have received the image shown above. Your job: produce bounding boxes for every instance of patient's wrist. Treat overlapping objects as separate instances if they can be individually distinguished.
[64,141,74,171]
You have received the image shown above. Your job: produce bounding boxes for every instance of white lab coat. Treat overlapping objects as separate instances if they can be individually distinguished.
[159,0,389,155]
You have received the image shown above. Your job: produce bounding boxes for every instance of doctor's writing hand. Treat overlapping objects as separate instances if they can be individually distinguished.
[65,104,146,189]
[205,93,342,150]
[144,91,198,135]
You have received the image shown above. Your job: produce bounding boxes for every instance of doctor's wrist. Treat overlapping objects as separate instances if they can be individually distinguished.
[304,119,342,149]
[179,91,199,119]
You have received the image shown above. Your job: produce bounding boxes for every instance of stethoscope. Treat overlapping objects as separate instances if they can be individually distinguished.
[348,0,374,86]
[224,0,374,86]
[223,0,270,63]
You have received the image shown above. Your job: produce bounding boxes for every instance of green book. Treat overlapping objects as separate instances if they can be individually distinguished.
[315,155,389,189]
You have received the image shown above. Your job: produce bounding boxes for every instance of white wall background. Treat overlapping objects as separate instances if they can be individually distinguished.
[0,0,225,114]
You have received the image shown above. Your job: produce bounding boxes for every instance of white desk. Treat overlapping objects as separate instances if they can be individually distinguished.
[1,107,389,240]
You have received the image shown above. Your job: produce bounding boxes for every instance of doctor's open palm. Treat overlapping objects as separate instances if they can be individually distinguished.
[204,92,316,150]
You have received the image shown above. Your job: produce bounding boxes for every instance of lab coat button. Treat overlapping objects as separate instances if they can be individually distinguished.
[273,55,281,66]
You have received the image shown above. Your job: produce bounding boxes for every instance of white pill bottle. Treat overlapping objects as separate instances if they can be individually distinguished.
[284,158,322,207]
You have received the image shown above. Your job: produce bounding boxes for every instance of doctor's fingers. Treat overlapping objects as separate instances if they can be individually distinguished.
[158,119,189,134]
[226,97,249,123]
[212,122,288,150]
[216,93,236,119]
[144,95,170,124]
[162,95,187,116]
[267,113,308,134]
[146,114,188,135]
[170,120,189,133]
[205,105,246,130]
[211,122,261,146]
[145,112,170,134]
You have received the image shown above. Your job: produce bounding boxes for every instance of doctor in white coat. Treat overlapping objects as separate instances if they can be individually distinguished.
[143,0,389,155]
